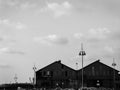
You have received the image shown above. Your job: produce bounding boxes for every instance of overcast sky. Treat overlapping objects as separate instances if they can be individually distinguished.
[0,0,120,84]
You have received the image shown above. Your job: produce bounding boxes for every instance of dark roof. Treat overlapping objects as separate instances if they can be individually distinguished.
[78,59,119,72]
[36,60,76,73]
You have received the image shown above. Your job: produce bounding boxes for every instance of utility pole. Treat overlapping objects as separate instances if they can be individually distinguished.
[79,43,86,89]
[112,58,116,90]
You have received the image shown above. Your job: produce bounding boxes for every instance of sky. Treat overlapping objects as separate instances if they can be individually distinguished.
[0,0,120,84]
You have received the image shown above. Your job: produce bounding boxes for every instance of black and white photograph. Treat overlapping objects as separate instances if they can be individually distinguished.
[0,0,120,90]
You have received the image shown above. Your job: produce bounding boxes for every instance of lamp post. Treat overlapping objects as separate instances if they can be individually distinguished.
[112,58,116,90]
[79,43,86,89]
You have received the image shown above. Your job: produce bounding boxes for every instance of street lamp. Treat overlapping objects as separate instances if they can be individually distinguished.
[112,58,116,90]
[79,43,86,89]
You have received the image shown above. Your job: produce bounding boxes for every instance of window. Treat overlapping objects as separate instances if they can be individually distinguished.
[46,71,53,77]
[51,71,53,76]
[65,71,68,77]
[47,71,50,75]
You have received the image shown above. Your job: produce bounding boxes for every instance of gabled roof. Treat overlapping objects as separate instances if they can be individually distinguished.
[36,60,76,73]
[78,60,119,72]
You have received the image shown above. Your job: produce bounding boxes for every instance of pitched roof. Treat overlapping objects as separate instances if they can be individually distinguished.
[78,59,119,72]
[36,60,76,73]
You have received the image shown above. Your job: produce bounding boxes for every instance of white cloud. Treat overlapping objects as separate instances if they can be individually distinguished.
[74,28,111,42]
[34,34,69,46]
[40,1,72,18]
[74,33,84,39]
[89,28,111,39]
[0,47,24,55]
[0,19,26,30]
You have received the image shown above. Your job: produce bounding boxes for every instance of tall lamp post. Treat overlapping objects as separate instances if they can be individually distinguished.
[79,43,86,89]
[112,58,116,90]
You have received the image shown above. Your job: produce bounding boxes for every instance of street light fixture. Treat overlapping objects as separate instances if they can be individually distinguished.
[79,43,86,89]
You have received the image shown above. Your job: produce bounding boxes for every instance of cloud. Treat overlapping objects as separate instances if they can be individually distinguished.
[0,47,25,55]
[74,28,111,43]
[88,28,111,39]
[74,33,84,39]
[0,19,26,30]
[34,35,69,45]
[40,1,72,18]
[75,0,120,16]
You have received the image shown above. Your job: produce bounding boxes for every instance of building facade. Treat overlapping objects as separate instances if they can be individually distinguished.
[36,60,76,88]
[36,60,120,90]
[77,60,120,89]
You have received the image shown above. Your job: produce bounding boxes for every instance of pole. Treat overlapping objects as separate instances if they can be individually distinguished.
[82,54,83,88]
[79,43,86,89]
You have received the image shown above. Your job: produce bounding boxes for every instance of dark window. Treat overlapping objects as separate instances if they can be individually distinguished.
[51,71,53,76]
[43,71,46,76]
[65,71,68,77]
[44,71,54,77]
